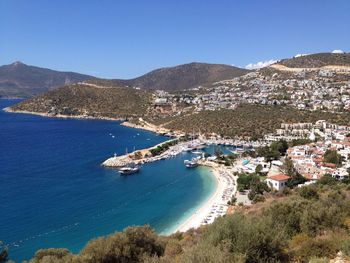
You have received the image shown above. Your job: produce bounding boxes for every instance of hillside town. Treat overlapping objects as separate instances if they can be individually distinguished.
[234,120,350,192]
[152,64,350,113]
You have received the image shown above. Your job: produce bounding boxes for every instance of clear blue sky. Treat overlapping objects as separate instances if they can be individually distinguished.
[0,0,349,79]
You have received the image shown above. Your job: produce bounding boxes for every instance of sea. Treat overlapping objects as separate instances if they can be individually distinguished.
[0,99,217,262]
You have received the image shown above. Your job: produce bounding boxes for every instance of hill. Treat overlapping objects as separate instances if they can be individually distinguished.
[106,62,250,91]
[277,52,350,68]
[160,104,350,139]
[8,83,152,120]
[0,62,93,98]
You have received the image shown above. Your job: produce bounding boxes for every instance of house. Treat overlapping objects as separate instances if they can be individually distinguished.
[266,174,290,191]
[332,168,349,180]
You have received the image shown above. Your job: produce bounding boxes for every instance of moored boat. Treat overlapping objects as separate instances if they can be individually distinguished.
[184,157,199,168]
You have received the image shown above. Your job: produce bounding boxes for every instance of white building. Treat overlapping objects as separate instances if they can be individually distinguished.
[266,174,290,191]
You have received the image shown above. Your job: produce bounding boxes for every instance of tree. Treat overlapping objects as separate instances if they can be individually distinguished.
[257,145,280,162]
[227,196,237,206]
[317,174,337,186]
[248,176,269,201]
[282,158,306,187]
[255,164,263,174]
[237,173,253,190]
[271,140,289,155]
[323,150,342,167]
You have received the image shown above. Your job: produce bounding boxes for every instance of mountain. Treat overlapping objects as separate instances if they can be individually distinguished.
[8,83,152,119]
[0,61,93,98]
[277,52,350,68]
[105,62,250,91]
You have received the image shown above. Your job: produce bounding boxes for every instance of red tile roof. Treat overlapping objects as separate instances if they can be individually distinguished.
[268,174,290,181]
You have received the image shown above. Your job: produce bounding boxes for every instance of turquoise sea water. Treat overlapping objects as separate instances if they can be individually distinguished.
[0,99,216,262]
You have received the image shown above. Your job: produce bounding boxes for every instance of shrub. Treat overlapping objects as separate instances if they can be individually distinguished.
[298,186,319,200]
[202,213,288,262]
[251,194,265,203]
[318,174,337,186]
[291,236,337,262]
[28,248,72,263]
[79,226,164,263]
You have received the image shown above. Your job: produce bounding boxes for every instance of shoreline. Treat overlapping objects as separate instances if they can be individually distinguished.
[3,107,173,136]
[3,107,125,122]
[172,163,235,233]
[4,105,237,236]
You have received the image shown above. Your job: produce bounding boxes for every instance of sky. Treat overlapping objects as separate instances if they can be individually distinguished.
[0,0,349,79]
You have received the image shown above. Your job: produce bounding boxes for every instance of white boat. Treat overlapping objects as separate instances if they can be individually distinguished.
[119,165,140,175]
[184,158,199,168]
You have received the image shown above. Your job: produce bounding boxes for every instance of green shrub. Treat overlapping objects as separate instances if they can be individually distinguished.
[298,186,319,200]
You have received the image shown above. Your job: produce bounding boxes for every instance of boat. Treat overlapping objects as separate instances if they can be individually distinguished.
[184,158,199,168]
[191,150,203,155]
[119,164,140,175]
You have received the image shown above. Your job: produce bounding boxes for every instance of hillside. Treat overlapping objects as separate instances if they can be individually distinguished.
[277,52,350,68]
[8,83,152,120]
[0,62,93,98]
[103,62,250,91]
[160,104,350,139]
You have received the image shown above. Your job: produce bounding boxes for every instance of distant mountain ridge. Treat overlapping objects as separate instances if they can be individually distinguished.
[88,62,250,91]
[0,62,93,98]
[0,61,250,97]
[276,52,350,68]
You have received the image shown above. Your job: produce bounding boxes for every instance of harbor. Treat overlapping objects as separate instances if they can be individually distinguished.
[102,137,242,233]
[101,136,266,168]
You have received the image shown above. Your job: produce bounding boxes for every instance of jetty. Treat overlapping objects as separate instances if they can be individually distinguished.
[102,138,204,167]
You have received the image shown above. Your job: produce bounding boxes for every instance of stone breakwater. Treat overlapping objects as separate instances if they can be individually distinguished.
[102,138,182,167]
[101,138,209,167]
[102,155,135,167]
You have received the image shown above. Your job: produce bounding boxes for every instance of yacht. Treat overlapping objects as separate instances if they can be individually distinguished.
[119,165,140,175]
[184,158,199,168]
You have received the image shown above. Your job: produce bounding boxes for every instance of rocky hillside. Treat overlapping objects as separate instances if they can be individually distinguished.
[9,83,152,120]
[0,62,93,98]
[161,104,350,139]
[104,62,250,91]
[277,52,350,68]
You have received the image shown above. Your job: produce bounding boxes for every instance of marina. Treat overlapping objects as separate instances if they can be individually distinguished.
[0,100,217,261]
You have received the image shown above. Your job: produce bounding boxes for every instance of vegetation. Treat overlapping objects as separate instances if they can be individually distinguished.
[289,138,313,147]
[278,52,350,68]
[282,158,306,187]
[323,150,343,167]
[11,84,152,119]
[257,139,288,162]
[107,62,249,91]
[163,104,350,139]
[236,173,269,202]
[149,140,178,156]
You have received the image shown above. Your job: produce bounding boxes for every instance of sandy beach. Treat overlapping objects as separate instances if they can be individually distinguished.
[173,165,235,233]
